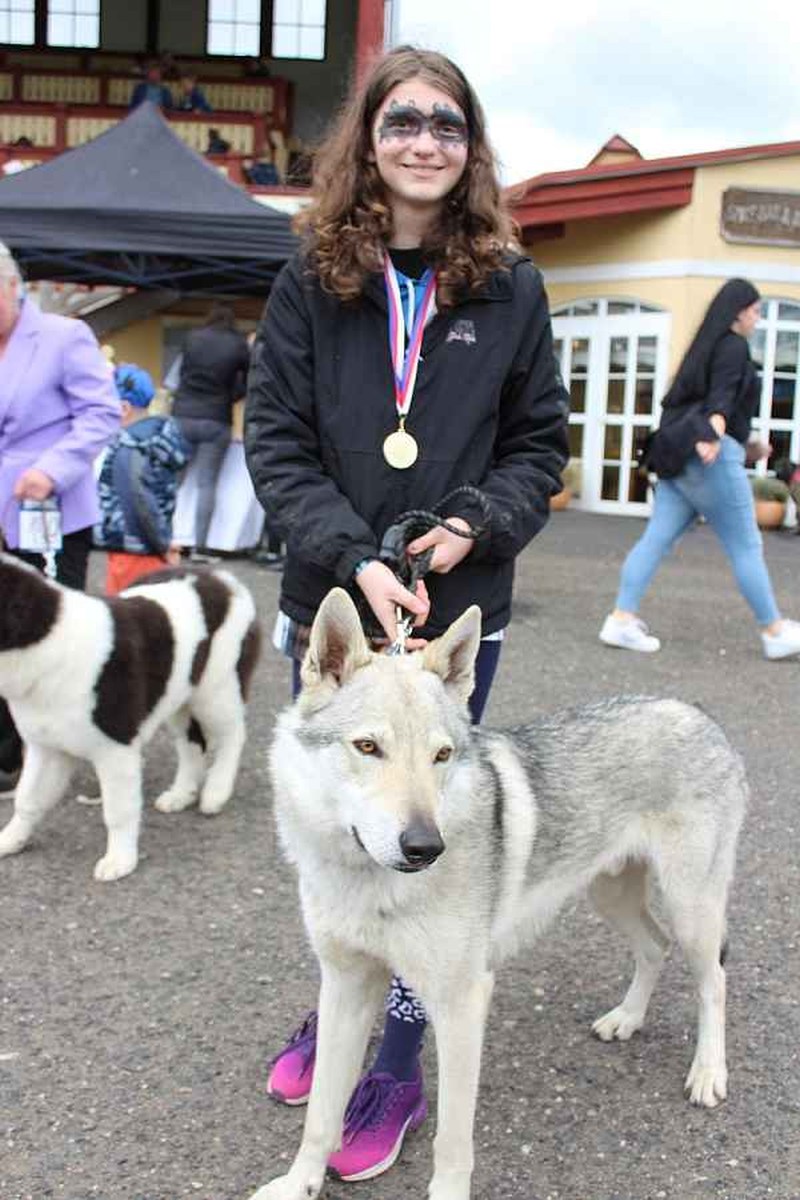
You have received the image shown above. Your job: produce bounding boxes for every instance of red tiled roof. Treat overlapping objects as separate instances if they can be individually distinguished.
[511,137,800,194]
[507,137,800,232]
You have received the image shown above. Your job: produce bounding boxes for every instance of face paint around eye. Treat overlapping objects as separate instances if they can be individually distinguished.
[377,99,468,148]
[430,104,469,144]
[378,103,425,142]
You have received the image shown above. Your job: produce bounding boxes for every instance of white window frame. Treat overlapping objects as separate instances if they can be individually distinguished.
[47,0,100,48]
[207,0,262,58]
[0,0,35,45]
[271,0,327,61]
[551,298,671,515]
[749,297,800,475]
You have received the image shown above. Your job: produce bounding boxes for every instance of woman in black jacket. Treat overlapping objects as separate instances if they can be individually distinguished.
[600,278,800,659]
[171,304,249,557]
[245,46,568,1181]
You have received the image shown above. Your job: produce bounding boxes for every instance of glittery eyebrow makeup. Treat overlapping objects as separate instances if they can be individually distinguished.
[377,100,469,146]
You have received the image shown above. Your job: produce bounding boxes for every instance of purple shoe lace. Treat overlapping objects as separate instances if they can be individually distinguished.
[270,1010,318,1078]
[342,1071,413,1143]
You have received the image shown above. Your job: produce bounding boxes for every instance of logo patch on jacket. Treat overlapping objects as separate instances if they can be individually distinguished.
[446,319,477,346]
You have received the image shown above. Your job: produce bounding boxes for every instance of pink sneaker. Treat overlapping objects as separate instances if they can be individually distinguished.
[328,1069,427,1182]
[266,1011,317,1106]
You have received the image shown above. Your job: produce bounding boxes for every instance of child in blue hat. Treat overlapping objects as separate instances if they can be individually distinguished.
[95,364,190,593]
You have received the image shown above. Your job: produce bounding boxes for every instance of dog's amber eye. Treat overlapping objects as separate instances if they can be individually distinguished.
[353,738,380,756]
[434,746,452,763]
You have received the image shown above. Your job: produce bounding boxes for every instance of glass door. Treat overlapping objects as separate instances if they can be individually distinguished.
[750,299,800,471]
[553,300,671,514]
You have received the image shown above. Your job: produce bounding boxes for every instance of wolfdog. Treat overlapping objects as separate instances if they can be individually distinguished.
[0,557,260,881]
[248,589,747,1200]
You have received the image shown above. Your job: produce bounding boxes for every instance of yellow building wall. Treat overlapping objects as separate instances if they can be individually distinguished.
[107,317,164,381]
[527,151,800,374]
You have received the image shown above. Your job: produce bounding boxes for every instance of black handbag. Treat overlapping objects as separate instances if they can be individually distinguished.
[639,406,718,480]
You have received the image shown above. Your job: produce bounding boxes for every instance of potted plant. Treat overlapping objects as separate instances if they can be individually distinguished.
[751,475,789,529]
[551,459,582,511]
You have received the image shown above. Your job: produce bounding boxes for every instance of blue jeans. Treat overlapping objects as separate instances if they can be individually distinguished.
[175,417,231,549]
[616,436,780,627]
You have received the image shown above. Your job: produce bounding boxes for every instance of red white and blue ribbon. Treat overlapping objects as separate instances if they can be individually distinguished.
[383,251,437,421]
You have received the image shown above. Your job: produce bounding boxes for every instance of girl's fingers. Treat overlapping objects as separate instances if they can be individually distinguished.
[406,528,441,555]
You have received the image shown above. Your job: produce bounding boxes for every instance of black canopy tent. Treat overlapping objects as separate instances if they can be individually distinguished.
[0,103,298,295]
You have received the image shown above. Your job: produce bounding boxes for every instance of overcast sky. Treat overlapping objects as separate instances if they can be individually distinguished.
[393,0,800,184]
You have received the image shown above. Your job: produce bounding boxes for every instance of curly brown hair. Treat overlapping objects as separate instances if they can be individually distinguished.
[295,46,517,307]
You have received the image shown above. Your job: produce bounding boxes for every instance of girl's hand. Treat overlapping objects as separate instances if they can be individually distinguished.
[696,440,721,465]
[355,560,429,643]
[709,413,727,438]
[406,517,474,574]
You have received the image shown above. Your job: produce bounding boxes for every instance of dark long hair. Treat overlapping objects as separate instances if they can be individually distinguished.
[664,278,760,406]
[295,46,517,307]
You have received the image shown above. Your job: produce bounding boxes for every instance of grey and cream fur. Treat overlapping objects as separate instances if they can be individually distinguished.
[249,589,747,1200]
[0,556,260,881]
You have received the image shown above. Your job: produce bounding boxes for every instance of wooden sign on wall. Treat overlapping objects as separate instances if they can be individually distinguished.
[721,187,800,248]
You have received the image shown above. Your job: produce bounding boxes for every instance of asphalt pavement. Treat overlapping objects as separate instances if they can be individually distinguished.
[1,510,799,1200]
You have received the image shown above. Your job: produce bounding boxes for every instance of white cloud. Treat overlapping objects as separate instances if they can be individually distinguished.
[395,0,800,182]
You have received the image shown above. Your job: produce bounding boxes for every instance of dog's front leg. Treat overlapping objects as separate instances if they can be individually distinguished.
[0,744,73,858]
[427,970,495,1200]
[247,954,388,1200]
[93,747,143,882]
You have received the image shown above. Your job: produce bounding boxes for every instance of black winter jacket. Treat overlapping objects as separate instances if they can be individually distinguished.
[172,325,250,424]
[646,332,759,479]
[700,332,760,446]
[244,252,569,637]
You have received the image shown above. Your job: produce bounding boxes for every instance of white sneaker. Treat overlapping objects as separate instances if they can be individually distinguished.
[599,614,661,653]
[762,618,800,660]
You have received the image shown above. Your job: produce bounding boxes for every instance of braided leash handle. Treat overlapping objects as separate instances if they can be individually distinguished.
[357,487,491,644]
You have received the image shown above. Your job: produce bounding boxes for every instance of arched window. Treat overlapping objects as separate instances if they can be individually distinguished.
[750,298,800,471]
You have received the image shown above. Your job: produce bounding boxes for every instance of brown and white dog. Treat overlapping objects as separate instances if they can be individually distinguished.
[0,556,260,881]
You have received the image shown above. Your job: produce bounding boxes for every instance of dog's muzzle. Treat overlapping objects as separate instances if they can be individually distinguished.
[396,820,445,872]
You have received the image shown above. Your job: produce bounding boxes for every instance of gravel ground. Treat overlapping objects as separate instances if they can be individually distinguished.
[1,510,799,1200]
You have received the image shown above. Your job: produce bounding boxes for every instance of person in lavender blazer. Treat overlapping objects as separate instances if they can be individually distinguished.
[0,243,120,789]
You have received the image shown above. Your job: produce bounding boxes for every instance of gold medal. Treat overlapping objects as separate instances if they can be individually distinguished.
[383,425,419,470]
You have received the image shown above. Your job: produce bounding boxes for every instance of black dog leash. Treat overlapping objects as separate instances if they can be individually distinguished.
[358,486,491,650]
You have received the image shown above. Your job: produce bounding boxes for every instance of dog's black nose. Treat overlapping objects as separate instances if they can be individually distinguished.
[399,821,445,867]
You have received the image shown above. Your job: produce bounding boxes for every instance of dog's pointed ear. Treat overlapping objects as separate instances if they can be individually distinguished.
[302,588,371,690]
[422,605,482,703]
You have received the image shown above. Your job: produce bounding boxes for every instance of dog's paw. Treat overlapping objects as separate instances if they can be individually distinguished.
[592,1005,645,1042]
[198,791,230,816]
[685,1058,727,1107]
[428,1173,472,1200]
[93,852,137,882]
[154,788,197,814]
[0,818,30,857]
[246,1174,323,1200]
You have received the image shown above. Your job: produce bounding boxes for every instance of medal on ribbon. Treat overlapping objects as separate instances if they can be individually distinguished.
[382,252,437,470]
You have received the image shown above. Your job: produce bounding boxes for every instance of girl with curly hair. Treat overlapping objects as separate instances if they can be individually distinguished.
[245,45,568,1184]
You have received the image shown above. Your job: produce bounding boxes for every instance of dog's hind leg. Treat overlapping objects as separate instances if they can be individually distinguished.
[0,744,74,858]
[93,746,143,882]
[154,708,206,814]
[247,955,388,1200]
[192,689,246,816]
[663,882,729,1107]
[590,861,671,1042]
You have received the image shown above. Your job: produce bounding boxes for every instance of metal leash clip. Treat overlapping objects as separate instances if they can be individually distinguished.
[386,604,415,656]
